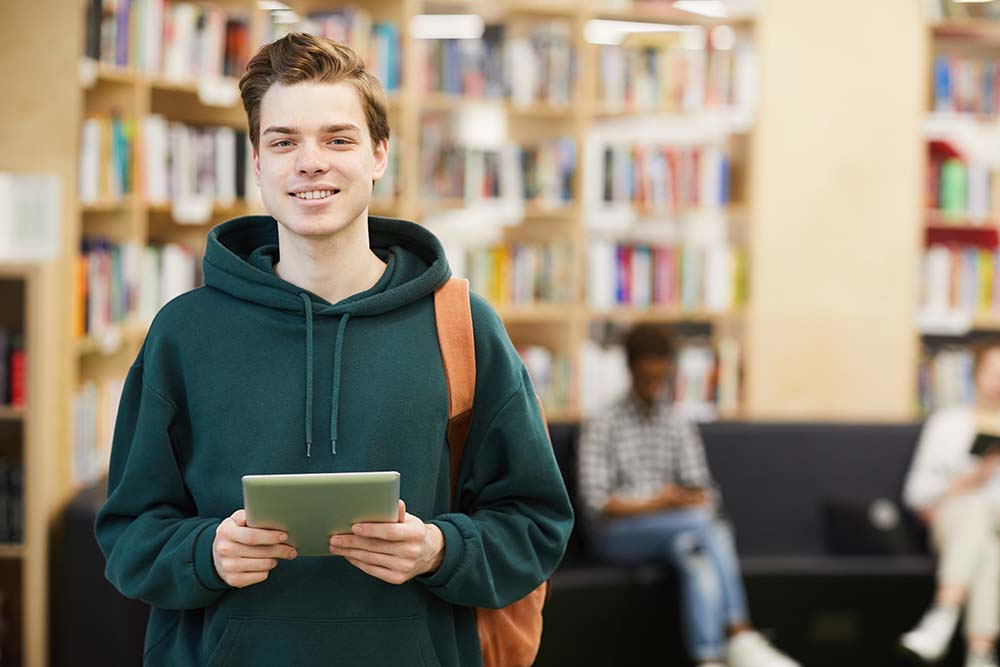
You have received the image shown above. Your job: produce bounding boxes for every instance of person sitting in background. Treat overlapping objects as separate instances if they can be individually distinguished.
[901,338,1000,667]
[577,323,801,667]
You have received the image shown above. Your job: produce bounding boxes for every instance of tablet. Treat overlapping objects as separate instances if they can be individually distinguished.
[242,471,400,557]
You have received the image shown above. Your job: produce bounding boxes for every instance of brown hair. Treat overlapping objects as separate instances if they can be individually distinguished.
[973,338,1000,373]
[624,324,675,367]
[239,32,390,152]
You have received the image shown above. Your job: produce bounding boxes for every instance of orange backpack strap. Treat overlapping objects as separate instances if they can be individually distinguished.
[434,278,476,509]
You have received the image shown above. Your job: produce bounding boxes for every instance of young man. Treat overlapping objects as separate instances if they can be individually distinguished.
[578,324,800,667]
[95,33,573,666]
[900,339,1000,667]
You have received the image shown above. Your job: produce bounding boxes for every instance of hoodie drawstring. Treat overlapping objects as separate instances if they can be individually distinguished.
[300,293,351,459]
[300,293,314,458]
[330,313,351,456]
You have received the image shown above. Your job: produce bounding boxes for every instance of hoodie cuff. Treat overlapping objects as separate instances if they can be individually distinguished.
[193,519,230,591]
[416,518,464,589]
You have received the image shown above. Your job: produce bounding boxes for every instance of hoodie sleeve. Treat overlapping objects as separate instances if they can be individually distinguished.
[94,349,230,610]
[416,295,574,609]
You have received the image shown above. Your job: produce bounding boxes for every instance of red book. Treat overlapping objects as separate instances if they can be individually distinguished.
[9,337,25,408]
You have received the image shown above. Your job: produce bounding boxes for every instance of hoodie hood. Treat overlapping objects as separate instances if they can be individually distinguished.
[202,215,451,457]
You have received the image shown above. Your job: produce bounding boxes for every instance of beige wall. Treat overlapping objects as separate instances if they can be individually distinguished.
[746,0,926,420]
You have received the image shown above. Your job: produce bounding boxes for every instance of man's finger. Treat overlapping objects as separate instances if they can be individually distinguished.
[330,546,408,572]
[351,520,413,541]
[231,524,289,546]
[330,534,408,556]
[398,500,406,523]
[231,509,247,526]
[343,556,407,585]
[227,557,279,573]
[227,542,297,559]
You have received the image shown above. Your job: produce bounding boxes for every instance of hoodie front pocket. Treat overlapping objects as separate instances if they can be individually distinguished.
[206,615,440,667]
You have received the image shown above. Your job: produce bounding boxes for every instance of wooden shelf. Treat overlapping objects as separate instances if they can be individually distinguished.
[77,323,148,358]
[931,19,1000,45]
[0,544,26,560]
[588,4,754,27]
[524,203,580,220]
[0,264,36,279]
[972,315,1000,332]
[81,198,134,214]
[0,406,25,422]
[497,303,576,323]
[588,307,742,324]
[926,210,999,229]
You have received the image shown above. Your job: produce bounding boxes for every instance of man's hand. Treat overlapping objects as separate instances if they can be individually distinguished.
[329,500,444,585]
[213,509,298,588]
[654,484,709,508]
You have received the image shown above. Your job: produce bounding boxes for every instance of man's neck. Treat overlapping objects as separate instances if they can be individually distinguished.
[273,213,386,305]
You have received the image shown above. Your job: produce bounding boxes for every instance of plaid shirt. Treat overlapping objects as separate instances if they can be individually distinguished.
[578,393,714,522]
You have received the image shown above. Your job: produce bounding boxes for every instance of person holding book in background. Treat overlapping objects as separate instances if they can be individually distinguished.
[901,339,1000,667]
[95,32,573,666]
[578,323,801,667]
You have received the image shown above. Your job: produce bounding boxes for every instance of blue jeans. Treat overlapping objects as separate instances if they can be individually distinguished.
[590,508,750,661]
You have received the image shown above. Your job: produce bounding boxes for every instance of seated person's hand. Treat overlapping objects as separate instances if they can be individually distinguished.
[329,500,444,585]
[655,484,709,509]
[213,509,298,588]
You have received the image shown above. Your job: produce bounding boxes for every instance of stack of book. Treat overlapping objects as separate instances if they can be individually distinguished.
[597,30,755,113]
[517,346,574,414]
[521,137,576,208]
[79,115,135,205]
[919,345,974,413]
[73,377,126,486]
[921,244,1000,315]
[467,241,575,306]
[600,143,730,213]
[83,0,253,80]
[588,241,745,312]
[933,54,1000,117]
[927,140,1000,223]
[77,240,200,338]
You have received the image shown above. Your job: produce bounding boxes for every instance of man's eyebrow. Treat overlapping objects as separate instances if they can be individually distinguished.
[262,123,361,136]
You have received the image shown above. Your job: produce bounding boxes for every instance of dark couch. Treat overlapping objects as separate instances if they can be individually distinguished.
[536,421,947,667]
[52,421,948,667]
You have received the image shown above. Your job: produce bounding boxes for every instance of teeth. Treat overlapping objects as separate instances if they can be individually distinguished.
[293,190,335,200]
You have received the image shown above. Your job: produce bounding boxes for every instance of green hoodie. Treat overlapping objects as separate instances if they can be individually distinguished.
[95,215,574,667]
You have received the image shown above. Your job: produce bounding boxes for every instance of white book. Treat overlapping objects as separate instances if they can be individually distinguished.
[143,0,164,74]
[161,243,195,306]
[79,119,101,204]
[717,337,740,414]
[923,245,951,312]
[507,37,536,106]
[704,244,733,312]
[967,159,990,222]
[144,115,169,204]
[165,3,197,81]
[199,7,227,79]
[699,146,724,210]
[215,127,237,206]
[588,241,616,309]
[631,246,652,307]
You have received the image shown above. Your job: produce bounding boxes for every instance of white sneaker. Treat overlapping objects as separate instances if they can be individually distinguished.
[966,653,999,667]
[726,631,801,667]
[899,605,960,662]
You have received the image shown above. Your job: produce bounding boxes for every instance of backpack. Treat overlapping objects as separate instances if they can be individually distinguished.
[434,277,550,667]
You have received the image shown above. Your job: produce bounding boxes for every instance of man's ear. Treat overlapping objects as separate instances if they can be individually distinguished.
[371,138,389,182]
[252,145,261,187]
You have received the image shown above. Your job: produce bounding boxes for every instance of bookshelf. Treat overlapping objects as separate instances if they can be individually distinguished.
[919,2,1000,413]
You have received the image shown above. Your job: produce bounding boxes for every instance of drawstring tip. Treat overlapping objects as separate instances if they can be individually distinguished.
[331,439,337,456]
[306,441,312,458]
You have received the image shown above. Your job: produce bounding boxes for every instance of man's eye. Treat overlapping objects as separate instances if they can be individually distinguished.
[273,140,293,148]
